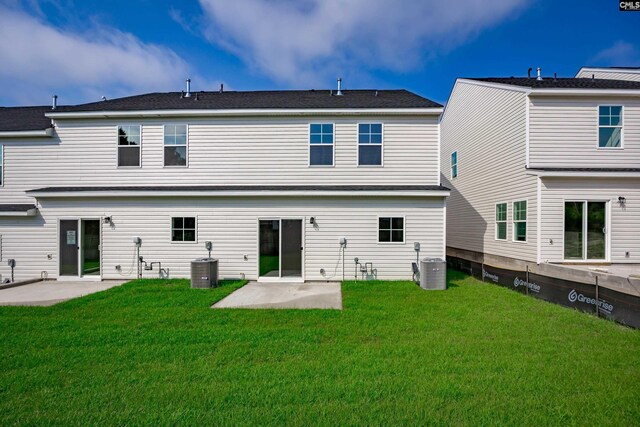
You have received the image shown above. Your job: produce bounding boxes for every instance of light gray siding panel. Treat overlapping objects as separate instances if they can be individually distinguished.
[0,116,440,204]
[540,178,640,263]
[440,81,537,262]
[575,70,640,82]
[529,97,640,168]
[0,197,445,282]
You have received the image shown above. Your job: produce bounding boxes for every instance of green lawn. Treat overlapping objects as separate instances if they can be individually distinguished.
[1,270,638,425]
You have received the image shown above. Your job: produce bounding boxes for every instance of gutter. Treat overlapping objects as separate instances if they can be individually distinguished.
[46,107,444,120]
[0,128,53,138]
[0,208,38,217]
[527,170,640,178]
[27,190,451,198]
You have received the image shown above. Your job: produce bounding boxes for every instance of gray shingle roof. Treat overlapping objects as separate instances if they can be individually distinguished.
[467,77,640,90]
[29,185,450,193]
[0,106,53,132]
[0,204,37,212]
[55,89,442,112]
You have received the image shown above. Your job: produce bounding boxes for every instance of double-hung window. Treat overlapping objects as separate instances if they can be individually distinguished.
[495,203,507,240]
[117,125,141,167]
[164,124,188,166]
[378,217,404,243]
[513,200,527,242]
[309,123,334,166]
[358,123,382,166]
[171,217,196,242]
[451,151,458,178]
[598,106,622,148]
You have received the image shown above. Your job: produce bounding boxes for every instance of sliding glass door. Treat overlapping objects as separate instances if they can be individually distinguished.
[564,201,606,261]
[259,219,303,279]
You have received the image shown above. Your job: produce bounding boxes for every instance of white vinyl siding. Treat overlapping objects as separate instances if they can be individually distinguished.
[440,81,537,262]
[0,144,3,186]
[540,178,640,263]
[528,97,640,168]
[575,69,640,82]
[0,196,445,282]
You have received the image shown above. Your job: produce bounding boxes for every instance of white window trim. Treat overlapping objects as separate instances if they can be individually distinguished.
[512,200,527,243]
[163,123,189,168]
[0,144,4,187]
[116,125,142,169]
[377,215,406,245]
[170,215,198,244]
[597,104,624,150]
[451,151,458,179]
[308,122,335,168]
[357,122,384,167]
[495,202,508,241]
[561,199,610,262]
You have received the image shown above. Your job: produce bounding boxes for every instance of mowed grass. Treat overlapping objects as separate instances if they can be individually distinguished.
[0,271,639,426]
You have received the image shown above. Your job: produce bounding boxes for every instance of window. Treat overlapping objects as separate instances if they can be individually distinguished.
[598,106,622,148]
[117,125,140,167]
[164,124,188,166]
[309,123,333,166]
[513,201,527,242]
[451,151,458,178]
[495,203,507,240]
[171,217,196,242]
[378,217,404,243]
[358,123,382,166]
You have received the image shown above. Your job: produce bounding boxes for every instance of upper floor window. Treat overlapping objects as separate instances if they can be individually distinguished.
[495,203,507,240]
[513,200,527,242]
[117,125,141,167]
[378,217,404,243]
[598,106,622,148]
[309,123,333,166]
[0,144,3,186]
[451,151,458,178]
[164,124,188,167]
[358,123,382,166]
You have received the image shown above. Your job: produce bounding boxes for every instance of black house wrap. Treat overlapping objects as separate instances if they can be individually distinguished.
[447,256,640,329]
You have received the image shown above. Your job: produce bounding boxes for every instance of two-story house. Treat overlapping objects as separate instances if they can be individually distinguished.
[0,87,448,282]
[441,74,640,269]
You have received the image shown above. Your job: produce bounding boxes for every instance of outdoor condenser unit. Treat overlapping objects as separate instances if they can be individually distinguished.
[190,258,219,288]
[419,258,447,290]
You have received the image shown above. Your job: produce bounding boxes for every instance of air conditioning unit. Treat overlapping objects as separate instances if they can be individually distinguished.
[419,258,447,290]
[190,258,219,288]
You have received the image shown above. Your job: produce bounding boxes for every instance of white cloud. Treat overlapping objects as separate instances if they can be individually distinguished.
[0,5,193,105]
[590,41,640,66]
[197,0,529,86]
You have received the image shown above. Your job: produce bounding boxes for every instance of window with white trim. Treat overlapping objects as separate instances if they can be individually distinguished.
[496,203,507,240]
[513,201,527,242]
[598,106,622,148]
[164,124,188,166]
[309,123,333,166]
[171,217,196,242]
[358,123,382,166]
[117,125,140,167]
[451,151,458,178]
[378,217,404,243]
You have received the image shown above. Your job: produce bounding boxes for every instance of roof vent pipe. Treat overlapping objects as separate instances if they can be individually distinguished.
[536,67,542,81]
[336,77,343,96]
[185,79,192,98]
[219,83,223,93]
[527,68,532,78]
[51,95,58,110]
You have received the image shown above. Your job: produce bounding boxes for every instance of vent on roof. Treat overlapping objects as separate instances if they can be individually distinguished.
[219,83,224,93]
[185,79,192,98]
[536,68,542,81]
[527,68,532,78]
[336,77,343,96]
[51,95,58,110]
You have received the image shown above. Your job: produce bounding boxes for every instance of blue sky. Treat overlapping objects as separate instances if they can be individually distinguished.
[0,0,638,106]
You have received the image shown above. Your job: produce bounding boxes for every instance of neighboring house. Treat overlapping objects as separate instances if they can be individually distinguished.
[441,75,640,267]
[0,86,448,282]
[576,66,640,82]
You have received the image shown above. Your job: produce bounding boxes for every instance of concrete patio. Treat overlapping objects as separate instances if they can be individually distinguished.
[213,281,342,309]
[0,280,125,306]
